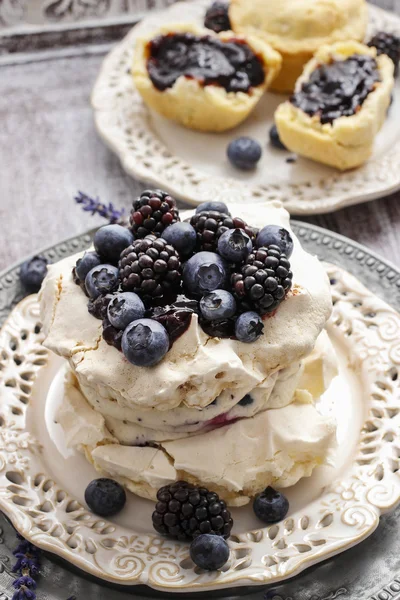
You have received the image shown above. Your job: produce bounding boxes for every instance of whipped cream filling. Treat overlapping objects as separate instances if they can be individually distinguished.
[40,201,333,414]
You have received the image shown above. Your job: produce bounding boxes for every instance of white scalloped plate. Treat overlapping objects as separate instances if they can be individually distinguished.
[1,263,400,592]
[91,1,400,216]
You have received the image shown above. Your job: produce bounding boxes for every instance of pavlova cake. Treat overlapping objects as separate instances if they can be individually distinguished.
[40,193,337,520]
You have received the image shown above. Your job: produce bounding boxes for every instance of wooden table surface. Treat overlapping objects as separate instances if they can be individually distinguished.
[0,1,399,272]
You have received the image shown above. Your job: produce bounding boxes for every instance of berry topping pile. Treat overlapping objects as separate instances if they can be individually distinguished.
[73,190,294,367]
[152,481,233,541]
[368,31,400,77]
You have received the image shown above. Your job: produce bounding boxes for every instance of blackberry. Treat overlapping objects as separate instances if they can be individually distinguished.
[88,294,113,321]
[368,31,400,76]
[130,190,180,238]
[102,318,123,351]
[190,211,254,252]
[232,245,293,315]
[119,237,182,300]
[204,1,231,33]
[152,481,233,541]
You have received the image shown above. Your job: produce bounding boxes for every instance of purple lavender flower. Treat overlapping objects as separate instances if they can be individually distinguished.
[12,553,40,576]
[12,575,37,600]
[75,191,127,225]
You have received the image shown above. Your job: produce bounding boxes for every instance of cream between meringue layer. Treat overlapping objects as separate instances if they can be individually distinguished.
[59,359,337,506]
[39,202,333,416]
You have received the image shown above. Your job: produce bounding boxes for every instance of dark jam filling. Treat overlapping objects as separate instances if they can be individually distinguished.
[150,294,200,346]
[290,54,381,125]
[147,33,265,94]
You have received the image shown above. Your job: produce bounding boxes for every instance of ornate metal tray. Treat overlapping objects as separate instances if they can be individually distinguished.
[0,223,400,599]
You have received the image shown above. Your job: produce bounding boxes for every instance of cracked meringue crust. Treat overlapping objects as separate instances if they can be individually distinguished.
[40,202,333,415]
[132,22,282,132]
[229,0,368,93]
[275,42,394,170]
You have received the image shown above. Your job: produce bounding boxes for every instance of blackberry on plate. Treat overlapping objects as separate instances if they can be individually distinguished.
[204,1,231,33]
[232,245,293,315]
[130,190,180,238]
[368,31,400,76]
[152,481,233,541]
[119,237,182,300]
[190,210,252,252]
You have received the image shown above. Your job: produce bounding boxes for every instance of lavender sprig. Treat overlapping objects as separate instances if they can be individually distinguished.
[11,536,41,600]
[12,575,37,600]
[74,191,128,225]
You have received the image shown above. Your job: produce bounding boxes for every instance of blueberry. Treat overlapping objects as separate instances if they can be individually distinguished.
[85,264,119,299]
[20,256,48,293]
[253,486,289,524]
[85,478,126,517]
[235,311,264,343]
[161,222,197,257]
[200,290,236,321]
[122,319,169,367]
[94,225,134,264]
[269,125,287,150]
[256,225,294,258]
[195,201,230,215]
[107,292,145,330]
[190,534,230,571]
[227,137,262,170]
[218,229,252,262]
[183,252,228,297]
[75,251,102,282]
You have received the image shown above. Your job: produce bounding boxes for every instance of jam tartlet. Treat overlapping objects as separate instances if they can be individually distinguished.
[229,0,368,93]
[132,23,281,132]
[275,42,394,170]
